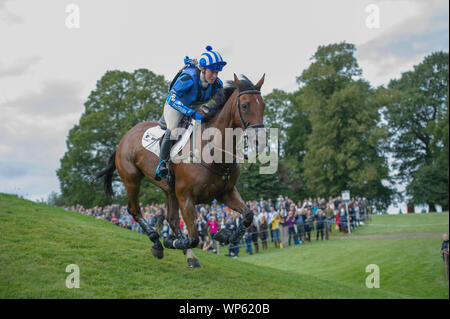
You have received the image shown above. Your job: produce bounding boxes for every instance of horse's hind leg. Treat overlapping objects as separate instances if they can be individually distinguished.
[164,192,182,243]
[124,177,164,259]
[179,197,201,268]
[163,193,200,266]
[164,193,201,268]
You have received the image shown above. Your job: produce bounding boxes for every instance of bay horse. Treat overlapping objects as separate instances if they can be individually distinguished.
[95,74,266,267]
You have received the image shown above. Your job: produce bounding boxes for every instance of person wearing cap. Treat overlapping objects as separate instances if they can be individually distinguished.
[155,45,226,180]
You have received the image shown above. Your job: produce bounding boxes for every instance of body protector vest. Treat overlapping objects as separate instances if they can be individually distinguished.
[166,59,223,117]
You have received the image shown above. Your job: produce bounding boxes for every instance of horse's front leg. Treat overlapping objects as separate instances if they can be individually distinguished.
[165,194,201,267]
[215,187,253,246]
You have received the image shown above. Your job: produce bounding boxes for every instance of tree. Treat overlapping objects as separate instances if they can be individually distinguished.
[262,89,311,200]
[297,42,394,211]
[434,90,449,209]
[46,191,66,207]
[282,90,312,200]
[236,160,288,201]
[382,51,449,209]
[283,90,311,161]
[57,69,168,207]
[263,89,292,153]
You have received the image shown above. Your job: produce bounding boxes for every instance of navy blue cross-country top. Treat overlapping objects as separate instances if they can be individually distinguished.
[166,63,223,119]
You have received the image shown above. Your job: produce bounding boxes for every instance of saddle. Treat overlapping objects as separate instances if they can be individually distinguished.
[152,103,212,152]
[142,113,197,161]
[142,104,232,184]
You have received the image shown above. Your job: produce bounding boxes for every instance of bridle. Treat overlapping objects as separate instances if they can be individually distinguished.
[235,89,265,169]
[236,89,265,130]
[192,87,265,183]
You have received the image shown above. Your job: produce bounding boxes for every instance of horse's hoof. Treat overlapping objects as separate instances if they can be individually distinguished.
[151,246,164,259]
[215,229,231,245]
[187,258,201,268]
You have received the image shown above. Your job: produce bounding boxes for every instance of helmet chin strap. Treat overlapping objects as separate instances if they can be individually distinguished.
[200,69,209,88]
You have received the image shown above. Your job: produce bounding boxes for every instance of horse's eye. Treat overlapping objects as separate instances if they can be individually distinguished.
[241,103,249,111]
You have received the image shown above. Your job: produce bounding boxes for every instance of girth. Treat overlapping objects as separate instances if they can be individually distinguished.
[199,161,239,181]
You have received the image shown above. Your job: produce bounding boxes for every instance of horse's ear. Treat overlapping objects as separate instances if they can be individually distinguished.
[255,74,265,90]
[233,73,241,86]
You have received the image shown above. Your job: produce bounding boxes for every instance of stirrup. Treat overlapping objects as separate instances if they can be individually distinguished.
[155,160,168,181]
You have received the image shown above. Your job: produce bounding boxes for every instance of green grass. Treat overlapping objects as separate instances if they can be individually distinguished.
[0,193,448,298]
[240,237,448,298]
[331,212,449,236]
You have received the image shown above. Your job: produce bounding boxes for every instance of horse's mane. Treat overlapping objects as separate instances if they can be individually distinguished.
[212,75,259,112]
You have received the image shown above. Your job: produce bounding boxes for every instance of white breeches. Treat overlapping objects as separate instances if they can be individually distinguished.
[163,102,183,133]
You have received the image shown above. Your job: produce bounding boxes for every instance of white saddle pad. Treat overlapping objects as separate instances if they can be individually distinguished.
[141,121,194,161]
[141,125,165,157]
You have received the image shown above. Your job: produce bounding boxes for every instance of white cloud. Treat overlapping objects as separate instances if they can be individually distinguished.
[0,80,84,199]
[0,56,42,78]
[3,80,84,115]
[359,52,428,87]
[0,0,23,24]
[356,0,449,86]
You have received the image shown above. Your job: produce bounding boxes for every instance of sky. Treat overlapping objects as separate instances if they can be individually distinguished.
[0,0,448,206]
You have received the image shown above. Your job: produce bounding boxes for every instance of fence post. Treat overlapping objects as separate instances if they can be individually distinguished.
[345,202,351,234]
[215,239,220,255]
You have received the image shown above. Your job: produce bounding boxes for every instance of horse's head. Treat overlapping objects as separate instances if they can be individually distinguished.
[231,73,266,131]
[208,74,267,155]
[231,74,266,154]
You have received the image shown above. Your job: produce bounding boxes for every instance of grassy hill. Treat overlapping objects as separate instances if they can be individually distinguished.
[0,193,448,298]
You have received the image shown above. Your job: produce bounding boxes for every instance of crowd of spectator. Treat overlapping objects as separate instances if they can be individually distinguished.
[63,195,371,259]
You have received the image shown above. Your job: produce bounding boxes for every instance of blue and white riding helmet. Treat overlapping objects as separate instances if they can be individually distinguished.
[199,45,227,71]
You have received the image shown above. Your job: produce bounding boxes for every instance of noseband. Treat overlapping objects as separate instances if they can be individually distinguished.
[236,89,264,130]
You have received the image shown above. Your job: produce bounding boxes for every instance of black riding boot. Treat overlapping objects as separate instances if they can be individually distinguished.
[155,129,173,181]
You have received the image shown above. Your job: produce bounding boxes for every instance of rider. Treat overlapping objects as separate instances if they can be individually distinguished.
[155,45,227,181]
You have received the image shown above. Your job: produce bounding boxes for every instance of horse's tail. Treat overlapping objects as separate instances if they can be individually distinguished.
[95,150,116,198]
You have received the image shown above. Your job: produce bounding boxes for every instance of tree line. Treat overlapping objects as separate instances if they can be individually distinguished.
[51,42,449,212]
